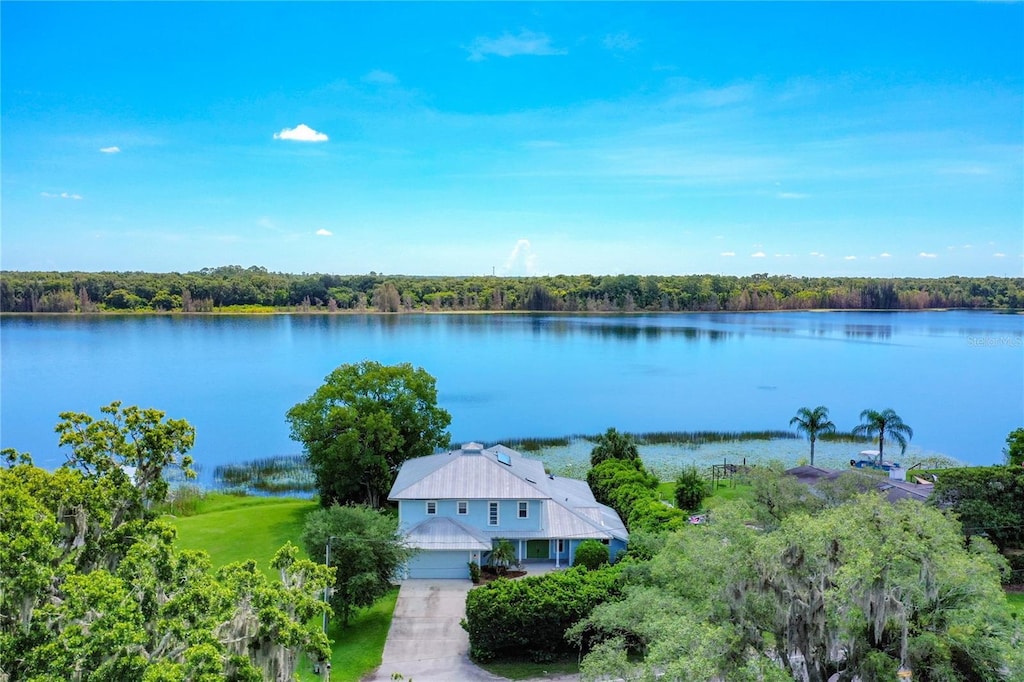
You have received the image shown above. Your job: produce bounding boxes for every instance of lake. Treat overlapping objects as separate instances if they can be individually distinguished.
[1,311,1021,478]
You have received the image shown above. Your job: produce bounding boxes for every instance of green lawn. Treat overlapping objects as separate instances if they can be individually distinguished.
[478,657,579,680]
[171,494,317,577]
[1007,591,1024,620]
[168,493,398,681]
[657,479,755,511]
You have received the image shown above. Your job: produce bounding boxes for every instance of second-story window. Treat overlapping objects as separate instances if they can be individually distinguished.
[457,500,468,515]
[488,501,499,526]
[518,501,529,519]
[426,500,437,515]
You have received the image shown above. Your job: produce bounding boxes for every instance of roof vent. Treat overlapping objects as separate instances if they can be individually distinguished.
[525,477,537,484]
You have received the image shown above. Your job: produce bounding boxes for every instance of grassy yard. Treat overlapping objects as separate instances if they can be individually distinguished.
[1007,591,1024,620]
[657,478,755,511]
[168,493,398,681]
[478,657,580,680]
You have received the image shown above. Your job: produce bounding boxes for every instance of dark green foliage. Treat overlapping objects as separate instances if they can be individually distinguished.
[468,561,481,583]
[461,565,622,662]
[287,361,451,508]
[931,466,1024,554]
[589,427,640,467]
[301,504,412,627]
[573,540,609,571]
[1005,428,1024,467]
[853,408,913,463]
[587,458,657,508]
[489,538,520,574]
[3,268,1022,312]
[587,458,685,532]
[673,466,709,513]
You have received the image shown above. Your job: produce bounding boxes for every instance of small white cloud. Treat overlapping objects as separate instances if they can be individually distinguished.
[844,255,857,261]
[880,252,891,258]
[603,32,639,51]
[41,191,83,200]
[315,229,333,237]
[750,251,766,258]
[919,252,937,259]
[363,69,398,85]
[963,244,973,249]
[502,238,538,275]
[720,251,736,257]
[993,252,1006,258]
[273,124,328,142]
[99,146,121,154]
[467,30,567,61]
[809,251,825,258]
[777,192,809,200]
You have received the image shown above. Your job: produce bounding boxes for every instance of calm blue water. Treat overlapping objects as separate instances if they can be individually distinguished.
[1,311,1021,475]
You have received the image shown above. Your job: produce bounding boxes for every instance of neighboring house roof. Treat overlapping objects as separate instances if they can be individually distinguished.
[403,516,492,551]
[783,465,934,503]
[389,443,629,542]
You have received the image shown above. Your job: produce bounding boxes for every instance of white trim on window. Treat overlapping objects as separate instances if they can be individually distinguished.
[518,501,529,519]
[457,500,468,515]
[426,500,437,515]
[488,501,499,526]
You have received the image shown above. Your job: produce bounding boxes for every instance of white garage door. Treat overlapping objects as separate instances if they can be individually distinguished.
[405,551,469,579]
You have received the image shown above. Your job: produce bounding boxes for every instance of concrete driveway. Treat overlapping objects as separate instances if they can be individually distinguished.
[364,579,506,682]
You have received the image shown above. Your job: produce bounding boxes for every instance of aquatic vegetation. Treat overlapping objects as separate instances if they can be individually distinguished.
[212,455,316,494]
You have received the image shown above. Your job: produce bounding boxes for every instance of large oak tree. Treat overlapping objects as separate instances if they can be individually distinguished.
[286,361,452,508]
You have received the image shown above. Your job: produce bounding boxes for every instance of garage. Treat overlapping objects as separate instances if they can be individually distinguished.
[405,550,471,579]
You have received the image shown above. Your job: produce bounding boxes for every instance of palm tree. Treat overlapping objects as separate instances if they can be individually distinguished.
[789,406,836,467]
[853,408,913,465]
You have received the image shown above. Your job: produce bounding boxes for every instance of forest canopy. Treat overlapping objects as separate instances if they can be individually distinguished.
[2,266,1022,313]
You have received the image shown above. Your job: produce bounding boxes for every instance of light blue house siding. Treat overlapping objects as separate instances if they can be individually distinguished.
[399,499,543,533]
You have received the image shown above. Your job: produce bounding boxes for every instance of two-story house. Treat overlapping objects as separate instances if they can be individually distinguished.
[388,442,629,579]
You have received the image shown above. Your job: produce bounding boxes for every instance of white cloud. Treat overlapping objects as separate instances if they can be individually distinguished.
[41,191,83,200]
[777,192,808,200]
[919,252,937,259]
[467,30,567,61]
[720,251,736,257]
[880,252,891,258]
[993,252,1006,258]
[809,251,825,257]
[99,146,121,154]
[363,69,398,85]
[315,229,333,237]
[750,251,766,258]
[502,238,538,275]
[273,124,328,142]
[603,32,639,51]
[844,255,857,260]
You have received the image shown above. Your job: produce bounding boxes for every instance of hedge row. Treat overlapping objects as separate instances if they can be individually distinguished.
[587,458,686,533]
[461,565,623,662]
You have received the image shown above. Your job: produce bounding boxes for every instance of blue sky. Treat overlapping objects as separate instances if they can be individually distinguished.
[2,2,1021,277]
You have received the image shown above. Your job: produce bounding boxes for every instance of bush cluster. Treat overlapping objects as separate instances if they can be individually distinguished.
[587,458,686,532]
[461,565,622,662]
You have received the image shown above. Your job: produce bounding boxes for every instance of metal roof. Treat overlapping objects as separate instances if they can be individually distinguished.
[389,444,629,542]
[403,516,492,551]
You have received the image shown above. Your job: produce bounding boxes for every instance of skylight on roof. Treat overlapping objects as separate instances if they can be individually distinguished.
[496,452,512,466]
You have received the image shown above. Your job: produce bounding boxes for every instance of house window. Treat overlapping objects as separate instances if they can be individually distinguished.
[488,501,499,526]
[426,501,437,515]
[457,500,468,515]
[518,501,529,519]
[601,538,610,545]
[557,539,565,553]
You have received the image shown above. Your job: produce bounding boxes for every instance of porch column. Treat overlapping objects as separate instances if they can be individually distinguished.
[555,539,560,568]
[518,540,523,563]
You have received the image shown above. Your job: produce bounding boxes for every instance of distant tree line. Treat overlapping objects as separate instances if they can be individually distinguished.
[2,265,1022,313]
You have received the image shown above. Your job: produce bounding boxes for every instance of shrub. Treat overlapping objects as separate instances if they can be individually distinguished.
[468,561,481,584]
[573,540,609,570]
[674,466,709,513]
[462,565,622,662]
